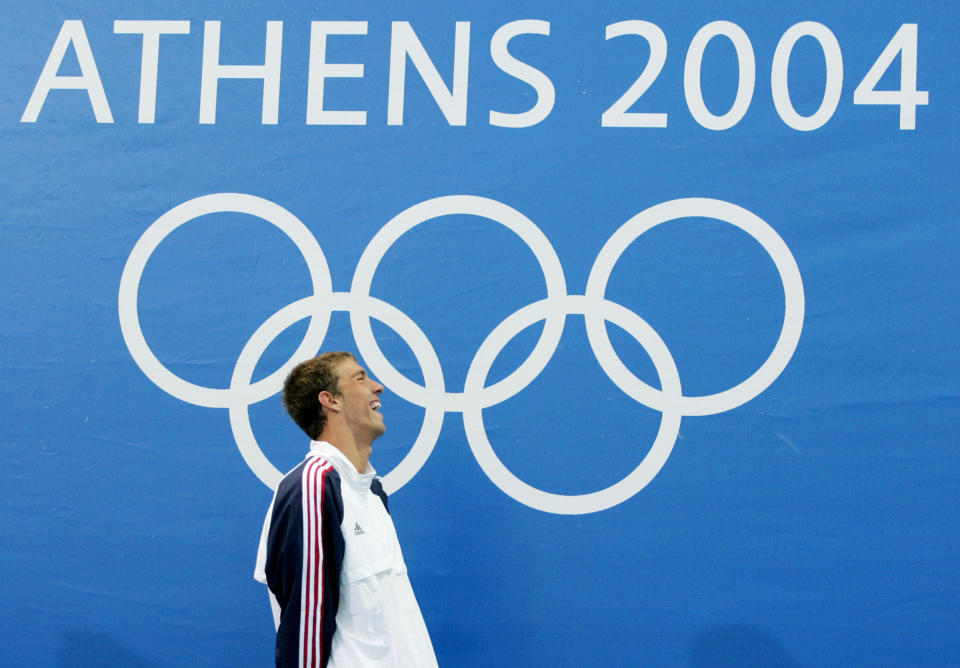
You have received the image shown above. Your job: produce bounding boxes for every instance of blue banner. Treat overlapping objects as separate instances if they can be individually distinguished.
[2,1,957,666]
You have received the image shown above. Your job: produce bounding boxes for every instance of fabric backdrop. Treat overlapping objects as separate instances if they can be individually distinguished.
[2,1,957,666]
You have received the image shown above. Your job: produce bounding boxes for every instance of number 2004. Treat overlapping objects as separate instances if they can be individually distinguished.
[603,22,927,131]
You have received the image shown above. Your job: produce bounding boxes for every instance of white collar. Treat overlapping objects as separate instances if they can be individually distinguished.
[309,440,376,490]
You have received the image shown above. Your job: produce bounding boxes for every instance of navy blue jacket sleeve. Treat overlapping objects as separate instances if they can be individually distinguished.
[264,459,345,668]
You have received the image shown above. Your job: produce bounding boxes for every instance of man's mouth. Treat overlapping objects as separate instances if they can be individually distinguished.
[371,400,381,411]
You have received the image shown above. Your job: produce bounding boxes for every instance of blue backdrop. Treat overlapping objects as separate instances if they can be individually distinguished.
[2,1,957,666]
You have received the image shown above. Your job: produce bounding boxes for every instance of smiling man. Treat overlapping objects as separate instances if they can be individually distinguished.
[255,352,438,668]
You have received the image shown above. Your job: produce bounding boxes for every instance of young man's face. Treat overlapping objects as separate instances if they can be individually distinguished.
[333,358,385,441]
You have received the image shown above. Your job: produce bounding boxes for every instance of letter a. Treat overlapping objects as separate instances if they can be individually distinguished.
[22,20,114,123]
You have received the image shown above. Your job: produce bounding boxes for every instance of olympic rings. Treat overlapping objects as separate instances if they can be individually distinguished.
[118,193,804,514]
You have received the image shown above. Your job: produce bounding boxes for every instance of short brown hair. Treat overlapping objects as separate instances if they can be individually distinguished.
[282,352,355,439]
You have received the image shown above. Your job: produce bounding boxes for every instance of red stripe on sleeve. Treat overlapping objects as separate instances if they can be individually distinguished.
[314,467,330,666]
[301,458,330,668]
[301,459,316,668]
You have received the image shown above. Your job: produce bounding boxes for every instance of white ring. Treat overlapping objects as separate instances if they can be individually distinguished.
[229,292,445,493]
[350,195,568,409]
[585,198,805,416]
[118,193,333,408]
[463,295,682,514]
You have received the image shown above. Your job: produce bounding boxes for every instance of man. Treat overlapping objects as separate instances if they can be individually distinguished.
[254,352,438,668]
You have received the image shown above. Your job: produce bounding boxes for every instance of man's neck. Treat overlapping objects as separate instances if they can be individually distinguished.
[318,424,372,474]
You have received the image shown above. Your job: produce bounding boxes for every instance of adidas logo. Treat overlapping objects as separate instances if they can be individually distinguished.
[354,522,366,536]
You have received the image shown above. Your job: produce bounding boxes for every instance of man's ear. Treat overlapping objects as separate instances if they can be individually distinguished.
[318,390,340,412]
